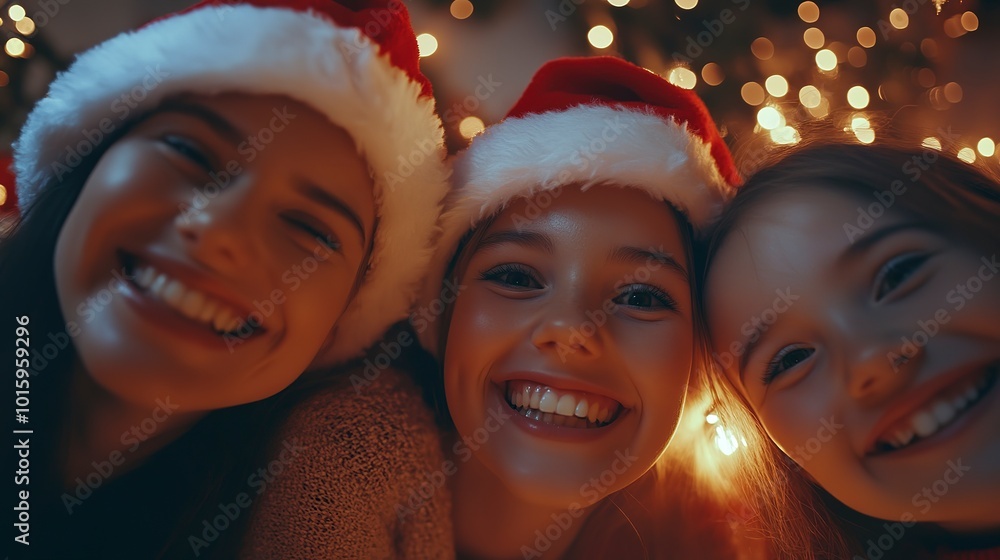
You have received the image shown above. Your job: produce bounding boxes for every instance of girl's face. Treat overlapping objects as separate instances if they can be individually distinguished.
[55,93,376,411]
[707,186,1000,529]
[444,186,694,506]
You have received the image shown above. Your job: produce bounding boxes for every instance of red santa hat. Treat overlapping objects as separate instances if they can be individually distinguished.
[418,56,740,356]
[12,0,450,366]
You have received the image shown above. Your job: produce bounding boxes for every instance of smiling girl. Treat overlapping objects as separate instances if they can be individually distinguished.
[4,1,450,558]
[704,138,1000,559]
[418,56,745,558]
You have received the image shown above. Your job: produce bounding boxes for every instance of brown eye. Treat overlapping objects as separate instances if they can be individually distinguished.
[480,264,542,290]
[761,346,814,385]
[874,253,929,301]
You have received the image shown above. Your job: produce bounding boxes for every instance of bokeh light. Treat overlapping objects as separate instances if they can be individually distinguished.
[416,33,438,57]
[797,1,819,23]
[701,62,724,86]
[857,27,877,48]
[765,75,788,97]
[751,37,774,60]
[816,49,837,71]
[847,86,870,109]
[588,25,614,49]
[459,116,485,138]
[450,0,474,20]
[978,138,996,158]
[667,67,697,89]
[741,82,766,106]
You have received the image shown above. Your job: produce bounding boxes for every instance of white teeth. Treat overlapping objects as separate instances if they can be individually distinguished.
[149,273,167,296]
[529,389,542,410]
[131,263,251,335]
[931,401,956,425]
[505,381,621,428]
[136,266,156,289]
[911,411,938,438]
[539,391,558,414]
[162,279,185,307]
[179,289,205,319]
[556,394,576,416]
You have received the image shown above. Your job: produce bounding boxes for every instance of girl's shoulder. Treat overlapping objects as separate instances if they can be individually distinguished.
[240,365,454,559]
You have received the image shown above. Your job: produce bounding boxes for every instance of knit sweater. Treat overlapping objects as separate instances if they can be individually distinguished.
[240,367,454,559]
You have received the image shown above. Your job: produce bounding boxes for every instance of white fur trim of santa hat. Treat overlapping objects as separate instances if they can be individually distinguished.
[13,4,449,366]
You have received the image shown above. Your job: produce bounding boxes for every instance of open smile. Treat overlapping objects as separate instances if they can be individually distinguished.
[120,251,265,338]
[504,380,624,430]
[868,363,998,455]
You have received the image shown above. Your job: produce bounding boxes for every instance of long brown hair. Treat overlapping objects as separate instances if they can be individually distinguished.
[698,134,1000,559]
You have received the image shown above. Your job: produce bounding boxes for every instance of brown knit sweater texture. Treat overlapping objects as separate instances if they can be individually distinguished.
[240,367,455,559]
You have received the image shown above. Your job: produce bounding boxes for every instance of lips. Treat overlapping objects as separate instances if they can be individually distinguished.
[121,251,264,337]
[504,380,623,429]
[867,362,998,455]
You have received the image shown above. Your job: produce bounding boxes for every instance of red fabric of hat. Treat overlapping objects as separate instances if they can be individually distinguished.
[507,56,739,187]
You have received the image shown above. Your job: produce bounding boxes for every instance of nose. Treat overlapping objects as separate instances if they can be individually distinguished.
[843,332,923,404]
[530,290,604,361]
[173,184,257,271]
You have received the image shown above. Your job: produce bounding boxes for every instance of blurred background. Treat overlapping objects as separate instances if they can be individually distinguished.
[1,0,998,215]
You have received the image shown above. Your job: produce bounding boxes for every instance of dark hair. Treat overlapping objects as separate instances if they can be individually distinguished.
[698,135,1000,559]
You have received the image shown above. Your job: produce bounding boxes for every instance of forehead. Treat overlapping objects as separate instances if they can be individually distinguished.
[487,185,688,252]
[707,186,887,313]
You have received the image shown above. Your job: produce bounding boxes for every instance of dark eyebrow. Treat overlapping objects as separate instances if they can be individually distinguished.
[296,180,368,244]
[476,230,554,253]
[607,246,689,282]
[155,101,247,146]
[838,222,927,266]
